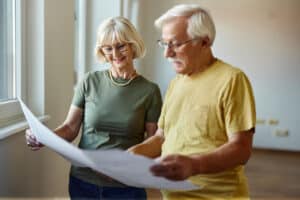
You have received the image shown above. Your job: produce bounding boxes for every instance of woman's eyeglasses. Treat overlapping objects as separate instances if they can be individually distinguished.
[99,43,129,55]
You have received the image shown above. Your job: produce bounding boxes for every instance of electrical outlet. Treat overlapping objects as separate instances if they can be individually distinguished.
[256,119,266,125]
[268,119,279,125]
[273,129,289,137]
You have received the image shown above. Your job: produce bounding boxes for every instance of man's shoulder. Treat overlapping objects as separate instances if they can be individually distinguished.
[214,59,245,78]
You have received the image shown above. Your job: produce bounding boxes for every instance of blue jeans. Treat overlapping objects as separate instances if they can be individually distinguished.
[69,175,147,200]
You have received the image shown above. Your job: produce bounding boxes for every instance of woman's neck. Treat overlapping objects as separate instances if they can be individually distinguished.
[110,66,137,79]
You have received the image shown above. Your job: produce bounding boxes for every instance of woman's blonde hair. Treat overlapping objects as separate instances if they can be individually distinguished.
[155,4,216,46]
[95,16,146,62]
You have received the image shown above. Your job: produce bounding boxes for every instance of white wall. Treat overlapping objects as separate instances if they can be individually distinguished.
[202,0,300,151]
[124,0,177,95]
[86,0,121,71]
[133,0,300,150]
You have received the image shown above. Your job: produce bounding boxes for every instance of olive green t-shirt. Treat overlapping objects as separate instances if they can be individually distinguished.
[70,70,162,186]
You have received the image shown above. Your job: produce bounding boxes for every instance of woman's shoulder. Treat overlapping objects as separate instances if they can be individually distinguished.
[82,69,108,81]
[138,76,160,90]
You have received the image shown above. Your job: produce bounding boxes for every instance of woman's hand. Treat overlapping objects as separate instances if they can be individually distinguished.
[25,129,44,151]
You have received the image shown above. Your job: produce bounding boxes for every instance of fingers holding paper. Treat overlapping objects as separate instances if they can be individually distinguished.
[150,154,195,181]
[25,129,44,151]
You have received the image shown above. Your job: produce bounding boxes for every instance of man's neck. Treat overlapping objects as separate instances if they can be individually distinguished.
[188,51,216,76]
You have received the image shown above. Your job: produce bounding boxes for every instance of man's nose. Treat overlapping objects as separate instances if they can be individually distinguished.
[164,46,175,58]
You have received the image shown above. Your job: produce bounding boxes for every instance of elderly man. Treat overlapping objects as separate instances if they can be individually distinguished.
[129,4,256,200]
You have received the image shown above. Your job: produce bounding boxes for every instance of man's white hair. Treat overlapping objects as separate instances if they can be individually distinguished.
[155,4,216,46]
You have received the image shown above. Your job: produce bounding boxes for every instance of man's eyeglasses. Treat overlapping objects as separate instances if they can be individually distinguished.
[157,38,200,51]
[99,43,129,55]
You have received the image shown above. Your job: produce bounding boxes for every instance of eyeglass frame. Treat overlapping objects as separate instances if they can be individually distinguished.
[98,43,130,55]
[157,38,200,51]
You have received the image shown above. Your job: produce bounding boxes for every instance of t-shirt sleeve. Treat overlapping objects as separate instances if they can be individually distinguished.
[157,103,166,129]
[72,73,89,109]
[145,84,162,123]
[158,80,174,129]
[222,71,256,135]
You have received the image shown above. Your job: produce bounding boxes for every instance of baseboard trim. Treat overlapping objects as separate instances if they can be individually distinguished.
[0,198,69,200]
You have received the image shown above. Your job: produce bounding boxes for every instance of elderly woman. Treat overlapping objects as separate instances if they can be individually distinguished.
[26,16,162,200]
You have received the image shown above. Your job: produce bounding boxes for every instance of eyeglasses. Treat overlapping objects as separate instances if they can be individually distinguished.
[157,38,200,51]
[99,43,129,55]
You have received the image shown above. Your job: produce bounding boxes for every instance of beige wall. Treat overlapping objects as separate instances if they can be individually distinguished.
[43,0,75,197]
[0,0,74,198]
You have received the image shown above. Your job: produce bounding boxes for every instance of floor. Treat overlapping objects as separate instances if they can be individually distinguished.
[246,149,300,199]
[0,149,298,200]
[147,148,300,199]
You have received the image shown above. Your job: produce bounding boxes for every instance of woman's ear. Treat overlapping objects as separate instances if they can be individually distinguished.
[129,43,136,59]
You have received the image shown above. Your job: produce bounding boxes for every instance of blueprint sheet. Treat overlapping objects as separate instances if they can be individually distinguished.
[19,100,199,191]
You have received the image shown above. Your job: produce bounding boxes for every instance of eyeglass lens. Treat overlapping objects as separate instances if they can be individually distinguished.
[101,43,128,54]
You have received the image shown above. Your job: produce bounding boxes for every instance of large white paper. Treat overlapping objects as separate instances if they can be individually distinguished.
[19,99,199,191]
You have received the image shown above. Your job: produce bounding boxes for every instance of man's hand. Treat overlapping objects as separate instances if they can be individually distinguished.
[150,154,195,181]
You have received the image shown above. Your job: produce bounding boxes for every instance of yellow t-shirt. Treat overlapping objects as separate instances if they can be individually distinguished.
[158,59,256,200]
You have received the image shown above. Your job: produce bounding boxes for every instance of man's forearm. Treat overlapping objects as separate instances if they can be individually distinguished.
[190,131,254,175]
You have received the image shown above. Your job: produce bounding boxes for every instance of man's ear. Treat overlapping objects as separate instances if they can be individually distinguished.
[201,36,211,48]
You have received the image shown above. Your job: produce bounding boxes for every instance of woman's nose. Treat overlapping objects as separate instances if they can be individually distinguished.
[112,48,121,57]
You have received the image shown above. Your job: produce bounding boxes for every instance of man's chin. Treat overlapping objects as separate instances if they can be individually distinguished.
[173,65,184,74]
